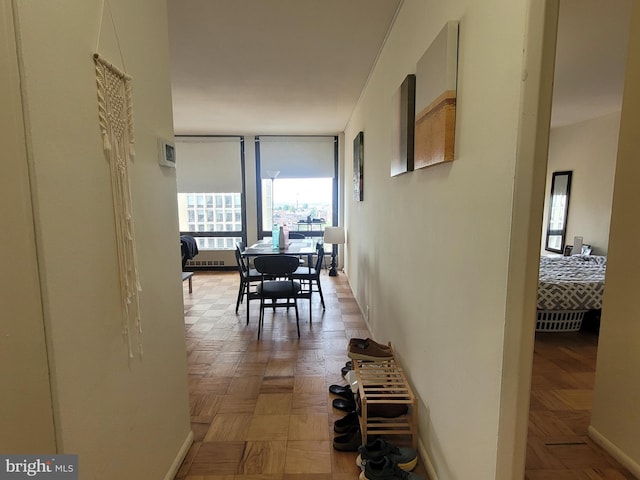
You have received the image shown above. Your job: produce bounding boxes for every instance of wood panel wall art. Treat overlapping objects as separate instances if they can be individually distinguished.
[414,21,459,169]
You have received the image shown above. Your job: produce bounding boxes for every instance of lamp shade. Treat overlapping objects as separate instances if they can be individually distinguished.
[323,226,345,245]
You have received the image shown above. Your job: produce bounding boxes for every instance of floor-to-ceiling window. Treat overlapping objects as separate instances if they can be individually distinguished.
[256,136,337,241]
[176,136,245,249]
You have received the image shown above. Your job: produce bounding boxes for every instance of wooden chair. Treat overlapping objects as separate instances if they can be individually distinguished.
[253,255,304,339]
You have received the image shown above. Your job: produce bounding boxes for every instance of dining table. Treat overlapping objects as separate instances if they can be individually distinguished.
[241,238,317,260]
[241,238,318,309]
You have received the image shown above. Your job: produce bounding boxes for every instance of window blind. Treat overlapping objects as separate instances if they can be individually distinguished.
[176,137,242,192]
[258,136,335,179]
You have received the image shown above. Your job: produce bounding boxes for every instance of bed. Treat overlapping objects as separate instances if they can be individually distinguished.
[536,255,607,331]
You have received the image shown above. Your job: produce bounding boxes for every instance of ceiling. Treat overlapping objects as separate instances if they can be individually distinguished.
[167,0,632,135]
[551,0,631,128]
[167,0,401,135]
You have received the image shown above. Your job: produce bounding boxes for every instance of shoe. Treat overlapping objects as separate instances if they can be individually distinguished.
[367,403,408,418]
[334,411,359,433]
[349,338,392,351]
[348,339,394,361]
[356,439,418,472]
[329,384,354,399]
[341,361,353,377]
[333,424,362,452]
[353,390,408,418]
[333,397,356,412]
[359,457,424,480]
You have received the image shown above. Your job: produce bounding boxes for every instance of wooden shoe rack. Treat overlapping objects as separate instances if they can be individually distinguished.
[352,346,417,448]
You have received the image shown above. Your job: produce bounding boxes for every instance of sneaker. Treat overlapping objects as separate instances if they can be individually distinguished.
[348,339,394,361]
[359,457,424,480]
[356,439,417,471]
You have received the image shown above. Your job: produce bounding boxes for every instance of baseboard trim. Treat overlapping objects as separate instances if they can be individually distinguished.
[588,425,640,478]
[417,438,439,480]
[163,430,194,480]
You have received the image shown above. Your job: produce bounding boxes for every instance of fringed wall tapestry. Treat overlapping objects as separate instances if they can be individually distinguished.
[94,53,143,360]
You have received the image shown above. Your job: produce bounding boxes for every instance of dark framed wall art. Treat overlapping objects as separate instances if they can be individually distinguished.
[391,74,416,177]
[353,131,364,201]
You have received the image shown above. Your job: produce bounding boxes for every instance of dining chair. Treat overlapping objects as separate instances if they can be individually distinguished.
[287,232,307,266]
[253,255,304,339]
[292,246,325,310]
[234,243,261,325]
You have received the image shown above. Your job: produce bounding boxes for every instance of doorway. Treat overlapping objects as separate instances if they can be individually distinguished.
[525,0,632,477]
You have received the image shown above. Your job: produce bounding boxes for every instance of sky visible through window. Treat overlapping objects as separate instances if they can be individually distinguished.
[272,178,332,206]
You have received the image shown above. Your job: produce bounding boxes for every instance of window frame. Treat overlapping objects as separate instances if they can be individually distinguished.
[255,135,339,240]
[177,135,248,249]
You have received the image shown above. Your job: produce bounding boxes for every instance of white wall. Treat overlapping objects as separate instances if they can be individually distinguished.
[0,1,56,453]
[11,1,191,478]
[342,0,545,478]
[542,112,620,255]
[590,3,640,475]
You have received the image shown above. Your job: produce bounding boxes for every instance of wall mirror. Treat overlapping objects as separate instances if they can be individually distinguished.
[545,170,573,253]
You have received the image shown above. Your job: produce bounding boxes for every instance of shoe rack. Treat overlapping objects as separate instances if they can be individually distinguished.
[352,345,417,448]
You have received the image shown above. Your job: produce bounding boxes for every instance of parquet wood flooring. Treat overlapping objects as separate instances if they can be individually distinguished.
[177,272,634,479]
[175,271,428,480]
[525,331,636,479]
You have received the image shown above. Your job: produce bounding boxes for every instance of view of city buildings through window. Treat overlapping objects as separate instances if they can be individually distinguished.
[177,178,332,250]
[177,193,242,249]
[262,178,333,238]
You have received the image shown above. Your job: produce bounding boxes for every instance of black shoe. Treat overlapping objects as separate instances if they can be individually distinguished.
[334,411,359,433]
[333,397,356,412]
[329,384,355,401]
[332,424,361,452]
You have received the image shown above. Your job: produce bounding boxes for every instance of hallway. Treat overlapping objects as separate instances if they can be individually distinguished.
[175,271,634,479]
[175,270,428,479]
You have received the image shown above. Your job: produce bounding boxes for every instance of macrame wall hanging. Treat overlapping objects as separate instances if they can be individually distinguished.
[94,0,142,360]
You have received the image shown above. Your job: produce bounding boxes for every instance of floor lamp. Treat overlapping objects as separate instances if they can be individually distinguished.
[323,226,345,276]
[266,170,279,226]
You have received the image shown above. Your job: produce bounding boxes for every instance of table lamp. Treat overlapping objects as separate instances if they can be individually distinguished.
[323,226,345,276]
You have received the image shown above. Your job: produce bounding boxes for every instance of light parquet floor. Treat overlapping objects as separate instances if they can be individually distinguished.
[525,331,636,479]
[176,271,634,479]
[175,270,429,480]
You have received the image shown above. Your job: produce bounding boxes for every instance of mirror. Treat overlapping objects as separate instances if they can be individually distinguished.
[545,170,572,253]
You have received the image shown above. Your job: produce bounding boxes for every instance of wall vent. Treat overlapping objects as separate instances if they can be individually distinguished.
[186,259,225,268]
[185,251,232,268]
